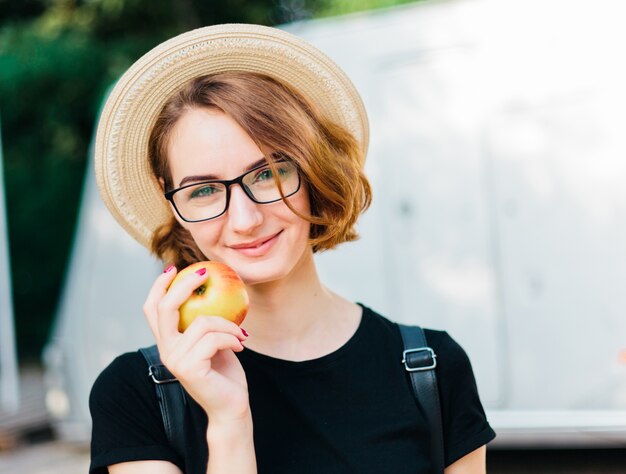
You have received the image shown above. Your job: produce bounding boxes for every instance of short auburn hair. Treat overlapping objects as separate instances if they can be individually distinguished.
[148,71,372,269]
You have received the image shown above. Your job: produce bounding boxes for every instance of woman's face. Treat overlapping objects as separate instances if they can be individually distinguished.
[166,107,312,286]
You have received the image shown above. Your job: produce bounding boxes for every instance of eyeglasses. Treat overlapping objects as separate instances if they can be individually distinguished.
[164,159,301,222]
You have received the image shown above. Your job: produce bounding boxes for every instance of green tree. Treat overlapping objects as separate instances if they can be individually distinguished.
[0,0,421,361]
[0,0,291,361]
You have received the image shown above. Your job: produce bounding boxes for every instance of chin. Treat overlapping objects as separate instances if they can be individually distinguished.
[230,258,298,287]
[220,245,313,287]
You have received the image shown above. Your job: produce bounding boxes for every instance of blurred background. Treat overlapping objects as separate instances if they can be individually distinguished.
[2,0,626,472]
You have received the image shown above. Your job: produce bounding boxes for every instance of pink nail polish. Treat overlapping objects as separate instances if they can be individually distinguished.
[241,328,249,337]
[195,268,207,276]
[163,264,175,273]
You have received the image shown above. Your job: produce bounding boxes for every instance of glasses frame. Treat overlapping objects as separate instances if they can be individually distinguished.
[164,160,302,223]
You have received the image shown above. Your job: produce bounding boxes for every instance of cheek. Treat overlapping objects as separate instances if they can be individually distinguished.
[290,184,312,217]
[289,195,313,243]
[183,221,223,254]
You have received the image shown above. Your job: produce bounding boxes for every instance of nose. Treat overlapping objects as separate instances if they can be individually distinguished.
[226,184,263,233]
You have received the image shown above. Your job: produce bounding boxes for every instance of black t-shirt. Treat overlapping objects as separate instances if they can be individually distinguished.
[89,305,495,473]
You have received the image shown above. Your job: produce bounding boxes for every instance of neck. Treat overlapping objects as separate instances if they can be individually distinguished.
[242,250,360,360]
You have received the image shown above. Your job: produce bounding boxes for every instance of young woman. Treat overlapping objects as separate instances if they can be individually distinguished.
[89,24,495,474]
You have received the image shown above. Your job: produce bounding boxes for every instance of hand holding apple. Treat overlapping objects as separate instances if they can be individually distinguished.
[169,261,249,332]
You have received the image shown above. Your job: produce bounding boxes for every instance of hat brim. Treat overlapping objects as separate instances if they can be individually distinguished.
[94,23,369,249]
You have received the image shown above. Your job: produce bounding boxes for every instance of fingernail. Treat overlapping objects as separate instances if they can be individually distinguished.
[241,328,249,337]
[195,268,207,276]
[163,264,175,273]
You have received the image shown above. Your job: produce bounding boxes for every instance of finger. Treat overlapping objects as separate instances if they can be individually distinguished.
[166,317,246,366]
[190,332,245,362]
[166,332,244,377]
[181,316,248,347]
[143,265,178,340]
[157,269,209,346]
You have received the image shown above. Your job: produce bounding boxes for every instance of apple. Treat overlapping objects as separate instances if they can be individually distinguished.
[169,261,249,332]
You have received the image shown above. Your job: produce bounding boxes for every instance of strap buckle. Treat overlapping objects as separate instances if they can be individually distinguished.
[402,347,437,372]
[148,364,178,384]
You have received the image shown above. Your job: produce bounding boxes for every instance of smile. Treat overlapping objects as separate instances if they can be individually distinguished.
[228,231,282,256]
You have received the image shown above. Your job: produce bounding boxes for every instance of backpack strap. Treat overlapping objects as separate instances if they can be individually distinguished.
[397,324,445,474]
[139,345,187,459]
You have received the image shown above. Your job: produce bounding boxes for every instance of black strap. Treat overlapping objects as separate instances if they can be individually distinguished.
[139,345,187,459]
[398,324,445,474]
[140,331,443,471]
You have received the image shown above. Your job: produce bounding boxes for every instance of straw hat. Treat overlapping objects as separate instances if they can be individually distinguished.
[94,23,369,249]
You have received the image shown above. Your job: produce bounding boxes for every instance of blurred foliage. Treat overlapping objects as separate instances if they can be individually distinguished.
[0,0,46,22]
[0,0,420,361]
[314,0,419,17]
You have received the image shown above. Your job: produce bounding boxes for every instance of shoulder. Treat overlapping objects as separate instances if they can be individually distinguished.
[424,329,473,375]
[91,351,149,389]
[89,350,154,412]
[358,303,404,338]
[358,304,465,362]
[356,305,495,463]
[421,332,496,464]
[89,349,184,472]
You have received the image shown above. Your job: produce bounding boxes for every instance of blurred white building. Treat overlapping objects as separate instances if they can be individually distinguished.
[46,0,626,447]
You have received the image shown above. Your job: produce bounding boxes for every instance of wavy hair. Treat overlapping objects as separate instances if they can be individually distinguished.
[148,71,371,268]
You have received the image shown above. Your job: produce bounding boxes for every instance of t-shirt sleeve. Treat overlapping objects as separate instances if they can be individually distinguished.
[427,330,496,467]
[89,351,183,473]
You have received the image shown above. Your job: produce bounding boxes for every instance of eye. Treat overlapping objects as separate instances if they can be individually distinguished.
[252,167,274,183]
[189,184,222,199]
[252,163,294,183]
[275,162,293,177]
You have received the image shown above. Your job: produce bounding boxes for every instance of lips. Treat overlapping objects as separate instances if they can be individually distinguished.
[228,231,282,256]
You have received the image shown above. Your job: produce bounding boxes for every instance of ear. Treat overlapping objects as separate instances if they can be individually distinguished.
[158,177,166,192]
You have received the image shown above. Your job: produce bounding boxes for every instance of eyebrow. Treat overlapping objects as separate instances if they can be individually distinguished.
[178,157,268,187]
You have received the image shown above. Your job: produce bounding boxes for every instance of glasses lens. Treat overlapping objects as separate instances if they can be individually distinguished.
[242,161,300,203]
[172,182,227,221]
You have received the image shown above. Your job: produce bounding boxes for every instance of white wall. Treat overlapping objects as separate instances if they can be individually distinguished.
[48,0,626,445]
[286,0,626,443]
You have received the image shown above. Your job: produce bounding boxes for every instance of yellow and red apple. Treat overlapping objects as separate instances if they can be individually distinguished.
[169,261,249,332]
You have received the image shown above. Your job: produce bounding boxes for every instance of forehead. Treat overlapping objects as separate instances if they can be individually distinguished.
[167,108,265,181]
